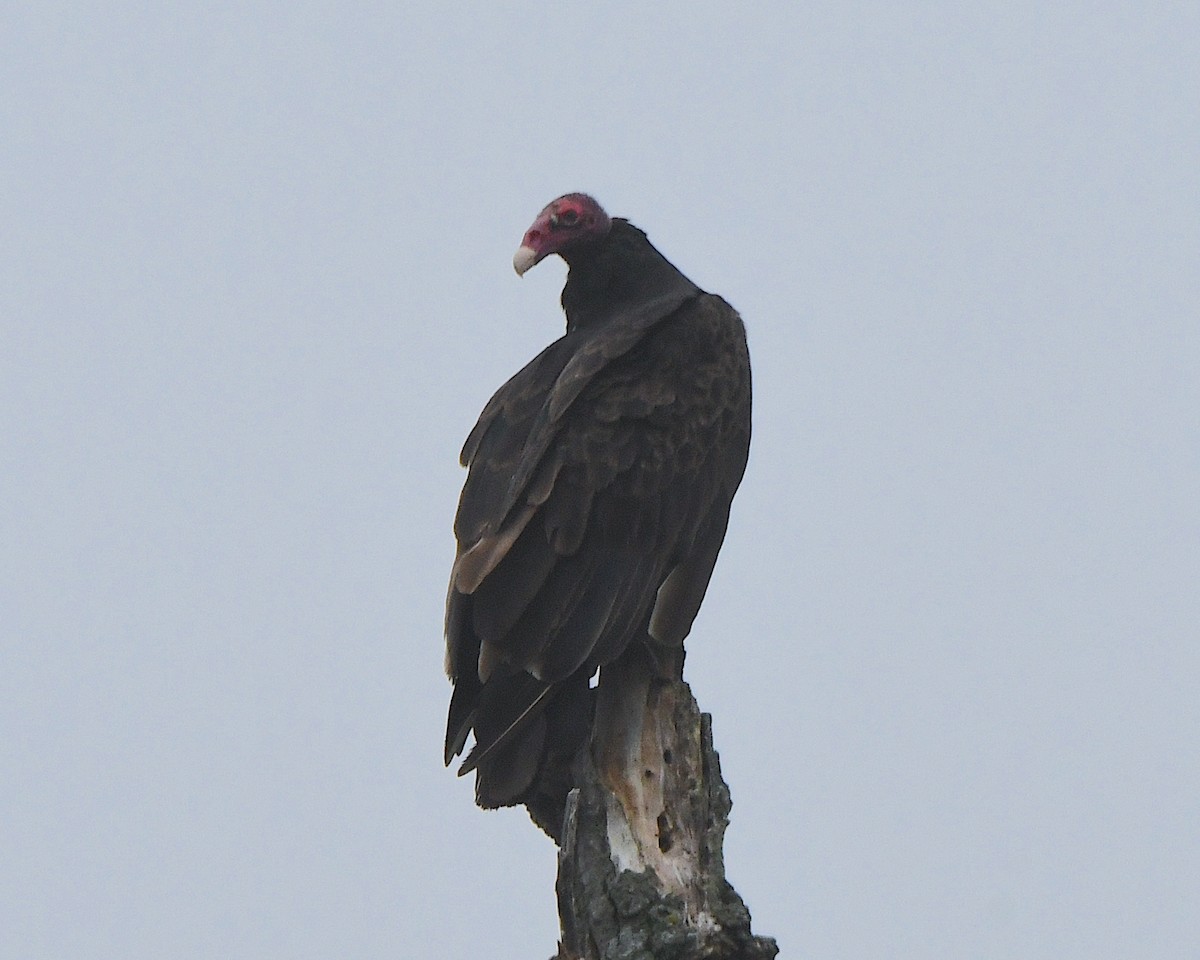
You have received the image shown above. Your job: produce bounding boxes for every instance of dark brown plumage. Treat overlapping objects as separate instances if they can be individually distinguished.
[444,194,751,840]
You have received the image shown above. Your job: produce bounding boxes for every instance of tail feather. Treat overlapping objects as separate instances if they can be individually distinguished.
[454,670,595,842]
[458,677,553,776]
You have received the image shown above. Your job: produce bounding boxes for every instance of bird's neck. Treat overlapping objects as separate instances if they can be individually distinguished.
[560,221,697,333]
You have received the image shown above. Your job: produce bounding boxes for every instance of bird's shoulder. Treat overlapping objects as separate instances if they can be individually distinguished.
[455,292,749,541]
[459,335,577,468]
[550,294,750,493]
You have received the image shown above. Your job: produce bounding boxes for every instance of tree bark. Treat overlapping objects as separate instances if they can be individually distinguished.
[550,654,778,960]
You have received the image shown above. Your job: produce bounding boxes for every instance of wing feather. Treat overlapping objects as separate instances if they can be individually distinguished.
[444,292,752,825]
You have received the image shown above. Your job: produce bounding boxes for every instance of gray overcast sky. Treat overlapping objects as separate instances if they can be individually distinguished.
[3,3,1197,958]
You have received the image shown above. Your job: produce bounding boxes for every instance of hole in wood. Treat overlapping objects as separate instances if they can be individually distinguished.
[656,813,673,853]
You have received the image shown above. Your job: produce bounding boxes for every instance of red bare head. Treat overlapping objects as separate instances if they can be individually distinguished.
[512,193,612,276]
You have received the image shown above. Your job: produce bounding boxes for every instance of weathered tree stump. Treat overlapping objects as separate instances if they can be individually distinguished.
[551,651,778,960]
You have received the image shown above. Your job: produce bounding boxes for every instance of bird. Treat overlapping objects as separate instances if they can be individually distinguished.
[443,193,751,841]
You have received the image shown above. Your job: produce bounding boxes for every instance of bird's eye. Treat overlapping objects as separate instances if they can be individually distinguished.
[556,209,579,227]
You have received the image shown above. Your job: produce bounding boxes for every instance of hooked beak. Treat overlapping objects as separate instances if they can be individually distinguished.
[512,244,540,276]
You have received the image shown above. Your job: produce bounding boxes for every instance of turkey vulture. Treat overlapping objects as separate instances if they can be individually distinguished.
[444,194,751,840]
